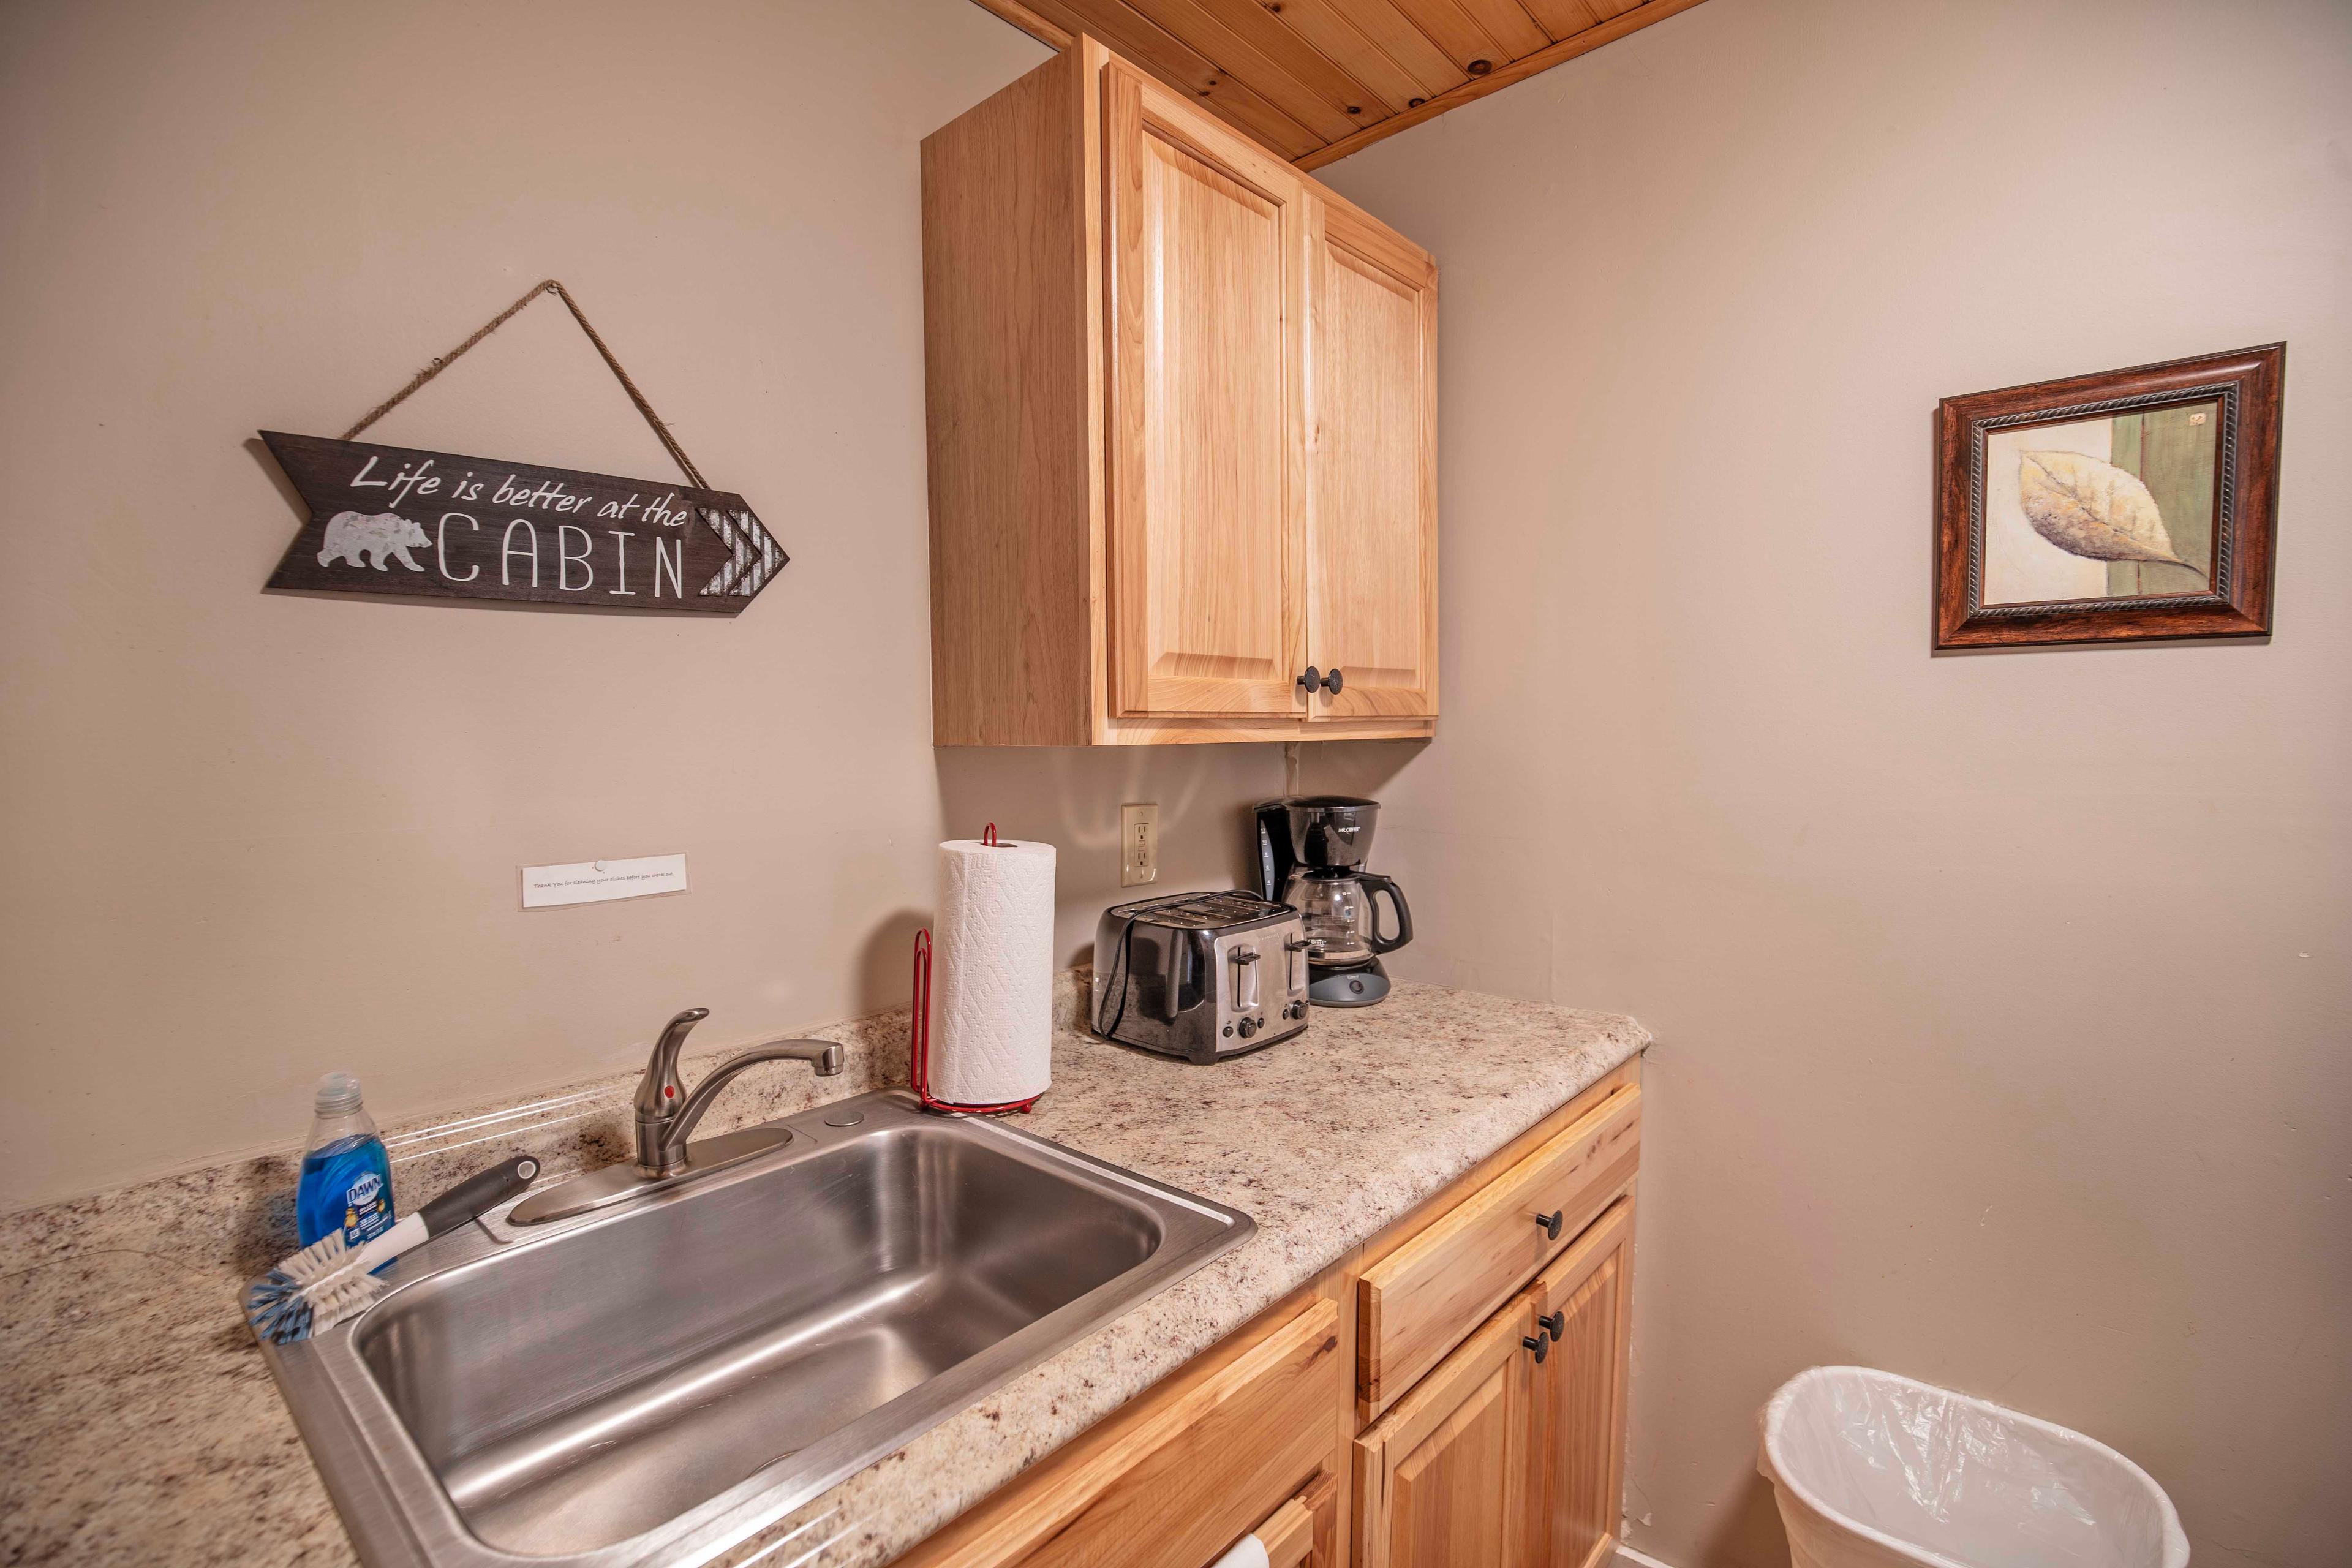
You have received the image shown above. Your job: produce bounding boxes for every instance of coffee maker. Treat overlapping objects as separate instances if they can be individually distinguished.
[1254,796,1414,1007]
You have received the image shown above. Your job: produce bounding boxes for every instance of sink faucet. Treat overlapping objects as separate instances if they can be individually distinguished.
[635,1008,843,1176]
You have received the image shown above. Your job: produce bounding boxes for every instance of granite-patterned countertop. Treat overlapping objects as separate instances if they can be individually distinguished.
[0,981,1646,1568]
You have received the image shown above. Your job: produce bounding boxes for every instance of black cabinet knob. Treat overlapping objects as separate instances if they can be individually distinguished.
[1539,1310,1566,1340]
[1536,1209,1564,1241]
[1324,667,1343,695]
[1523,1333,1550,1365]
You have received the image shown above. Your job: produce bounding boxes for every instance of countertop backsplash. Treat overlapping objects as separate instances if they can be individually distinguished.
[0,978,1109,1287]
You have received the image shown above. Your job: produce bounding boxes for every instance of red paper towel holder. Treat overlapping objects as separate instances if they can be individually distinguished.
[908,825,1042,1117]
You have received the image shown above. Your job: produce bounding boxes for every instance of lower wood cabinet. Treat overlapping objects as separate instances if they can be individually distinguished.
[904,1061,1640,1568]
[1254,1469,1343,1568]
[899,1297,1344,1568]
[1354,1193,1637,1568]
[1528,1199,1638,1568]
[1352,1289,1540,1568]
[1358,1080,1641,1418]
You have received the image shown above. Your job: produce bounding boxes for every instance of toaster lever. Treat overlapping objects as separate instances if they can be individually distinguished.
[1231,945,1260,1011]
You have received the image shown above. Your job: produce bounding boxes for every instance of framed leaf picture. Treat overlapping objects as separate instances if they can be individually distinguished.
[1934,344,2283,648]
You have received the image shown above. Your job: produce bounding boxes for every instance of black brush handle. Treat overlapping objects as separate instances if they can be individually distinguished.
[420,1155,540,1235]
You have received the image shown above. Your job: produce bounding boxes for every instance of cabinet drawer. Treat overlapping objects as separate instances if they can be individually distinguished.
[912,1296,1344,1568]
[1359,1084,1640,1414]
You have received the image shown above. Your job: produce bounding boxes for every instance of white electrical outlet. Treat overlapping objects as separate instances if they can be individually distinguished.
[1120,802,1159,887]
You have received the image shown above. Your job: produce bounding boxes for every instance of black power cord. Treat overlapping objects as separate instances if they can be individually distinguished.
[1098,910,1145,1042]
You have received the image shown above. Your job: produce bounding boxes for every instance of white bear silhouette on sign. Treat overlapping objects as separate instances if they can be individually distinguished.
[318,510,429,571]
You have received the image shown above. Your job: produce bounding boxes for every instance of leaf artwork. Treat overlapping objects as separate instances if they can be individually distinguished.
[2017,449,2198,570]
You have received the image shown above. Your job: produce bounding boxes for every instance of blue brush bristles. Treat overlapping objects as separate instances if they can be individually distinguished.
[246,1270,316,1344]
[243,1224,374,1345]
[241,1154,533,1346]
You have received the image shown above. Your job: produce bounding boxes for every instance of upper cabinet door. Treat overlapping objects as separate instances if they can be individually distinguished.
[1305,199,1438,720]
[1104,62,1308,718]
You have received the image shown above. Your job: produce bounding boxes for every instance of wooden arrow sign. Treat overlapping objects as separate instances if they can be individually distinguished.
[261,431,786,614]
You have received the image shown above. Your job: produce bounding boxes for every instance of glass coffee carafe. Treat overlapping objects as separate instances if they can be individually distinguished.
[1253,796,1415,1007]
[1281,868,1413,971]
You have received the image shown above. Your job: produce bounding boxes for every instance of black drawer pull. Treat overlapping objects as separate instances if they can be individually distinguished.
[1536,1209,1564,1241]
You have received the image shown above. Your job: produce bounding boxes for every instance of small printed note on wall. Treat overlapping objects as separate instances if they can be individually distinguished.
[521,853,690,909]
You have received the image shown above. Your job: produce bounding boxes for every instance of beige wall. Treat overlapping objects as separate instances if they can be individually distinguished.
[1314,1,2351,1565]
[0,0,1287,1210]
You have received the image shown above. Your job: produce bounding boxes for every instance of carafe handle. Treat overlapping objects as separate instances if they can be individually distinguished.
[1359,872,1414,955]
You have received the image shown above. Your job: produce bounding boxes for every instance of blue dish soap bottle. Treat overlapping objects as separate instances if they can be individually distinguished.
[295,1071,396,1250]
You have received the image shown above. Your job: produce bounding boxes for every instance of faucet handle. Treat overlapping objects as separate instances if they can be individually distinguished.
[636,1007,710,1117]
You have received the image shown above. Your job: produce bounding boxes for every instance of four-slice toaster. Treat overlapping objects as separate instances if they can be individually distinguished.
[1091,891,1310,1063]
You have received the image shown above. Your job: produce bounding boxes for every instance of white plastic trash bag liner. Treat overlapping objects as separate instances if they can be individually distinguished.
[1758,1366,2187,1568]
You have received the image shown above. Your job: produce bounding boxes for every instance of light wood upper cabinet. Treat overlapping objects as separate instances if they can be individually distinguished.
[922,39,1436,745]
[1306,198,1439,720]
[1104,61,1306,719]
[1526,1199,1638,1568]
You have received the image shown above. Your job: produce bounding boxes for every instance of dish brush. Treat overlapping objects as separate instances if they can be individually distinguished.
[246,1154,539,1344]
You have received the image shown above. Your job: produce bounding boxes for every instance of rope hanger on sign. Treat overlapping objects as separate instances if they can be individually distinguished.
[259,276,786,614]
[339,279,709,489]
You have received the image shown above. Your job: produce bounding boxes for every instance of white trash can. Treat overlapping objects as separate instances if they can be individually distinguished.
[1758,1366,2188,1568]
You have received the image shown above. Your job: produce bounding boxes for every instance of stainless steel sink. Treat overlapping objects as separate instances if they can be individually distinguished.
[259,1092,1254,1567]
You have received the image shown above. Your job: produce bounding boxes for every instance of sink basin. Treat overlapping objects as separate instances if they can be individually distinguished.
[260,1092,1254,1567]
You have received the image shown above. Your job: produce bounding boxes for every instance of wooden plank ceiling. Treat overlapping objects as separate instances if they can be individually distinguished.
[971,0,1707,168]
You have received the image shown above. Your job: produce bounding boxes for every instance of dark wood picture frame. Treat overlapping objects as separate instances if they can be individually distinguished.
[1934,343,2283,649]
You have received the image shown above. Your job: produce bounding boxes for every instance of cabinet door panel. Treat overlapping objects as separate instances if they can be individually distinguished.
[1355,1291,1536,1568]
[1106,62,1306,717]
[1528,1197,1637,1568]
[1306,201,1437,719]
[1393,1365,1516,1566]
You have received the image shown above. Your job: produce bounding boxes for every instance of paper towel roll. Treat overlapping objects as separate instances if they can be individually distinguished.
[930,836,1057,1106]
[1207,1533,1270,1568]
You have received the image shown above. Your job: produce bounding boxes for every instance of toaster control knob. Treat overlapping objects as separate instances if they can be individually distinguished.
[1237,1017,1257,1039]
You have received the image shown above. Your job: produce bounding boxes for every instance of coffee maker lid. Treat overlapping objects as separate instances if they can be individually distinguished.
[1261,795,1380,876]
